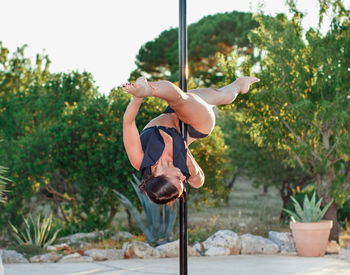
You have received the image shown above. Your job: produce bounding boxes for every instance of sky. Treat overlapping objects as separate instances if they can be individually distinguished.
[1,0,349,94]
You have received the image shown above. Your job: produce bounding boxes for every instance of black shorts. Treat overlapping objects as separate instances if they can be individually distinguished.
[163,106,208,139]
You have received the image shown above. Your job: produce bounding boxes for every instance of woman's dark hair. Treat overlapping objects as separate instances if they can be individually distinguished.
[139,174,180,205]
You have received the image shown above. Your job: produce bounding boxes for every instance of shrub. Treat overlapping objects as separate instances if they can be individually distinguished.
[9,214,61,248]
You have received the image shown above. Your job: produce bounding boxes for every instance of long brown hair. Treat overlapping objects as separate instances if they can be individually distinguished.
[139,174,180,205]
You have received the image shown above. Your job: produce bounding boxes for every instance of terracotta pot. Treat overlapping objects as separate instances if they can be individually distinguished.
[290,220,333,257]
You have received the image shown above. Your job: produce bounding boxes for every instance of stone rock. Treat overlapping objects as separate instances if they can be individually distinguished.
[1,250,29,264]
[0,250,4,275]
[123,242,159,259]
[46,246,57,252]
[30,252,62,263]
[202,230,241,256]
[59,232,101,244]
[111,231,133,241]
[47,243,69,252]
[241,234,279,254]
[326,241,340,254]
[268,231,296,253]
[58,252,93,263]
[155,240,200,258]
[84,249,124,261]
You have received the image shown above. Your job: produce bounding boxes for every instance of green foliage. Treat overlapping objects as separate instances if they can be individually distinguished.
[9,214,61,248]
[7,244,48,259]
[217,106,312,192]
[0,24,239,234]
[247,2,350,202]
[0,165,11,204]
[189,124,231,205]
[0,43,146,233]
[114,175,178,246]
[338,199,350,227]
[283,192,333,222]
[217,1,349,237]
[130,11,259,86]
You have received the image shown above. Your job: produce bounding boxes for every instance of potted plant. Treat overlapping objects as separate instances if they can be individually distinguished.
[283,192,333,257]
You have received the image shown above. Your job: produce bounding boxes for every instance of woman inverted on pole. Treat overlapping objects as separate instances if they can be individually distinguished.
[122,76,259,204]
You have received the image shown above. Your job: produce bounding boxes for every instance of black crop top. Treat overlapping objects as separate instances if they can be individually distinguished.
[139,125,190,180]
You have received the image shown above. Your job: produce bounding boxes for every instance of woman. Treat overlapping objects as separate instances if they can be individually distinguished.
[123,76,259,204]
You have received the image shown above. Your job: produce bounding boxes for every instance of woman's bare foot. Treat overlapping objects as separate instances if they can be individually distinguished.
[122,77,153,97]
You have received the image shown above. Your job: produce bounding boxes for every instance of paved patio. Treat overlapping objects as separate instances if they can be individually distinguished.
[3,254,350,275]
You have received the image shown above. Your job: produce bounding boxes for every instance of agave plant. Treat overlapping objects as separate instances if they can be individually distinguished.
[283,192,333,222]
[114,174,179,246]
[0,165,11,204]
[9,214,61,248]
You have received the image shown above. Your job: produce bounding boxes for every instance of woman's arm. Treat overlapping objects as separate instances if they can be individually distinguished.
[123,97,144,170]
[186,149,205,188]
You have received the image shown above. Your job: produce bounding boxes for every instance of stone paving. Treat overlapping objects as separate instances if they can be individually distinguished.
[3,254,350,275]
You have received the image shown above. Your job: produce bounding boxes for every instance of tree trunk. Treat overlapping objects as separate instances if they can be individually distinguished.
[108,205,117,225]
[224,174,237,204]
[324,202,338,242]
[279,181,293,220]
[227,174,237,190]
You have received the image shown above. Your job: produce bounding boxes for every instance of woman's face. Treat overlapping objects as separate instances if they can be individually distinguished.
[152,163,186,195]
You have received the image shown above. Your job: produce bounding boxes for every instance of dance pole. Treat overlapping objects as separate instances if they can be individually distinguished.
[179,0,188,274]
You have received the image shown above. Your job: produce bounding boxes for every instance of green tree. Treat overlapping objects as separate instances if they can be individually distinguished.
[130,11,259,86]
[221,0,350,241]
[0,43,103,230]
[217,110,312,212]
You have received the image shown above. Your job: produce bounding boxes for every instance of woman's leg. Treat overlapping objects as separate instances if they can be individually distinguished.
[122,76,259,134]
[188,77,260,105]
[123,77,215,134]
[150,80,216,134]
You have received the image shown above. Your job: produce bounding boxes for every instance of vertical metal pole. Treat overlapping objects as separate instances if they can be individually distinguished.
[179,0,188,275]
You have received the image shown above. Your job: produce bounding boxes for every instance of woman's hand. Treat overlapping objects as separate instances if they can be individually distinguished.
[186,149,205,188]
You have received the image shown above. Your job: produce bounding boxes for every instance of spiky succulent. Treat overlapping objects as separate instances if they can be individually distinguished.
[283,192,333,222]
[113,174,178,245]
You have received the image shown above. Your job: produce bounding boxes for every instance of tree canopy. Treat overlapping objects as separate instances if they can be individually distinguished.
[217,0,350,241]
[129,11,259,86]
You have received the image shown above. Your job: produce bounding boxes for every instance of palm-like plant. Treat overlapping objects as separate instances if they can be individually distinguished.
[114,175,179,246]
[283,192,333,222]
[0,165,11,204]
[9,214,61,248]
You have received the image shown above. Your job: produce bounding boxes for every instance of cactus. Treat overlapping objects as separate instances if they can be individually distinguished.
[114,174,179,246]
[283,192,333,222]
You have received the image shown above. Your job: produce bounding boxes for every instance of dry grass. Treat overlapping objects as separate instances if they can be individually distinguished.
[79,234,147,250]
